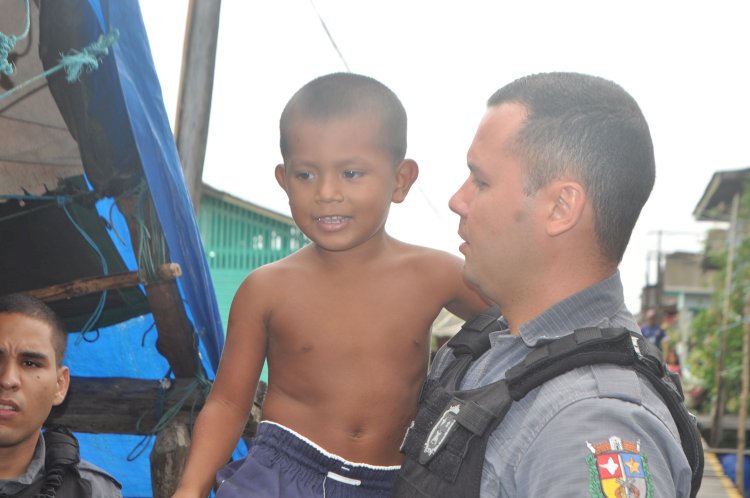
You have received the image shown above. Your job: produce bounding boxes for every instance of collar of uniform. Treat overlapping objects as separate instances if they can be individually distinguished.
[516,271,626,348]
[0,431,45,493]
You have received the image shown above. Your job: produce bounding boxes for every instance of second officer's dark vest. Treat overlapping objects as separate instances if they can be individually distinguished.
[393,308,704,498]
[8,428,92,498]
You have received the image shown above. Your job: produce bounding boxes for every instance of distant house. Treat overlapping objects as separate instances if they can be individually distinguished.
[198,184,309,329]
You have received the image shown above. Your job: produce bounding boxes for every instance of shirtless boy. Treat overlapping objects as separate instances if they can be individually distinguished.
[172,72,489,498]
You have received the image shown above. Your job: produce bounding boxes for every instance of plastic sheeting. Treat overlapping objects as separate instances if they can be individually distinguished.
[1,0,244,496]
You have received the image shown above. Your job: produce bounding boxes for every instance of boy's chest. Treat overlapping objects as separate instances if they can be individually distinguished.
[270,282,440,347]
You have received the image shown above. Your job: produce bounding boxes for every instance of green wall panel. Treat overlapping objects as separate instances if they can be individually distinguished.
[197,192,308,383]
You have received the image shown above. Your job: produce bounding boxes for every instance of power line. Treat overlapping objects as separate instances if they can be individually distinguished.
[308,0,351,72]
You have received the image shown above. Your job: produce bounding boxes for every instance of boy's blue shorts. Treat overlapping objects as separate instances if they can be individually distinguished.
[215,421,400,498]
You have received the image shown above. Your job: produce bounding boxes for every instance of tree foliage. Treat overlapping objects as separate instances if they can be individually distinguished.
[687,177,750,415]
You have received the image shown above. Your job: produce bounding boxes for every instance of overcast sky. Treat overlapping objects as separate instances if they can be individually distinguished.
[139,1,750,313]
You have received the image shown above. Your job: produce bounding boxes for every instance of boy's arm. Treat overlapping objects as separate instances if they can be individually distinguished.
[438,252,493,320]
[171,273,270,498]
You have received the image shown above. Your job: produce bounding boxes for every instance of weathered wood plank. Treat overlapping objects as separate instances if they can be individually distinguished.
[151,420,191,498]
[114,192,202,378]
[174,0,222,213]
[45,376,263,437]
[146,279,201,378]
[23,263,182,303]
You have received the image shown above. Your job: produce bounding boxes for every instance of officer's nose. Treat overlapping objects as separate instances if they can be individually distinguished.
[449,177,471,217]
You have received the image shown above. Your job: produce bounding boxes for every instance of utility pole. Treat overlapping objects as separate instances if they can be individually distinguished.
[174,0,222,214]
[736,294,750,492]
[710,193,740,446]
[655,229,663,320]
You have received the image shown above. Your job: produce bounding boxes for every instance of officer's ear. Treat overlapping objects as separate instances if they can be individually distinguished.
[545,180,587,237]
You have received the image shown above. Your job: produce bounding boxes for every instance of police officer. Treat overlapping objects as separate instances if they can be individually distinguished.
[394,73,698,497]
[0,294,121,497]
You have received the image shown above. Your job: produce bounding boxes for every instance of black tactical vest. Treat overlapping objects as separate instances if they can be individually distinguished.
[8,428,92,498]
[393,308,704,498]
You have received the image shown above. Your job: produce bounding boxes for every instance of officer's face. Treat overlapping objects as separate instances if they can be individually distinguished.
[0,313,69,453]
[450,103,539,306]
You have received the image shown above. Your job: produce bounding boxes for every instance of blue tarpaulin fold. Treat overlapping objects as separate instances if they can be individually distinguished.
[1,0,245,496]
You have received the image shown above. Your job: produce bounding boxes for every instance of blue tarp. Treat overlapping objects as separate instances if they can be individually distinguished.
[21,1,244,496]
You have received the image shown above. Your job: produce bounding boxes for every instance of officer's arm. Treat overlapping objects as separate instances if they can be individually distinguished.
[508,397,692,497]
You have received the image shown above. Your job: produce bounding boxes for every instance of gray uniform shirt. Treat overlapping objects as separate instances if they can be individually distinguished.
[430,272,693,497]
[0,432,122,497]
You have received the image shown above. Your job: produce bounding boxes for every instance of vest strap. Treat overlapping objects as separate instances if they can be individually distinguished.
[412,322,704,497]
[446,306,501,359]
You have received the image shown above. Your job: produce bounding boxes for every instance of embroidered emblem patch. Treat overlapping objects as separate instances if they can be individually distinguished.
[419,402,461,464]
[586,436,654,498]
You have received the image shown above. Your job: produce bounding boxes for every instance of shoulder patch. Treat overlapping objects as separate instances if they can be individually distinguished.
[585,436,653,498]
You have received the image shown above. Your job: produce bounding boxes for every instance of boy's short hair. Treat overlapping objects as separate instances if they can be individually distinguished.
[280,72,408,165]
[0,293,68,365]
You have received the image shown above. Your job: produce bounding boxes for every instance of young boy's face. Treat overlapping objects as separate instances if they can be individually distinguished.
[276,113,416,252]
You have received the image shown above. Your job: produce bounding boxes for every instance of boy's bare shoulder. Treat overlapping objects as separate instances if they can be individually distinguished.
[243,246,313,280]
[234,249,310,298]
[390,239,464,268]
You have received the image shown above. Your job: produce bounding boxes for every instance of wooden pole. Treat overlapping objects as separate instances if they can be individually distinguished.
[151,419,191,498]
[710,192,740,446]
[737,295,750,492]
[174,0,222,214]
[146,279,201,378]
[20,263,181,303]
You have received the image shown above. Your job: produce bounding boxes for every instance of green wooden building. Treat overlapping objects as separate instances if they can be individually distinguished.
[197,184,308,331]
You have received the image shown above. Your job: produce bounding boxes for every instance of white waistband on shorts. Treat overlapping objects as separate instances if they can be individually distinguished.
[259,420,401,471]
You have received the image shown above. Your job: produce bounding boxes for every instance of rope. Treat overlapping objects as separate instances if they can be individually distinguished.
[0,0,30,76]
[0,29,119,101]
[133,181,167,282]
[0,193,67,224]
[140,321,156,347]
[0,193,58,201]
[60,197,109,341]
[128,372,212,461]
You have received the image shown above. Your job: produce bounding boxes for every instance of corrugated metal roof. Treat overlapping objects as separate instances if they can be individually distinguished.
[693,167,750,222]
[201,182,296,225]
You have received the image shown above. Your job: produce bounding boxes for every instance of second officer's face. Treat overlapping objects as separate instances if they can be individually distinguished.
[0,312,69,453]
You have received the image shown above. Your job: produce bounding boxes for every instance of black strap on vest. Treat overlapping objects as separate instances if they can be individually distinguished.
[9,428,92,498]
[503,326,704,497]
[405,308,703,497]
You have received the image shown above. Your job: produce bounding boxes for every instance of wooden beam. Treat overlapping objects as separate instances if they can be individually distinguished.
[174,0,222,213]
[146,279,200,378]
[46,376,264,437]
[113,192,204,379]
[151,419,191,498]
[21,263,182,303]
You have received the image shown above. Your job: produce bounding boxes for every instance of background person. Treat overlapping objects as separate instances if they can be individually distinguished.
[0,293,122,497]
[640,308,667,350]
